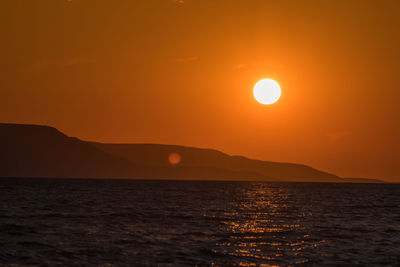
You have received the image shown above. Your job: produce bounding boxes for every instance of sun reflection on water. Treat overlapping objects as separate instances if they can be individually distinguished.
[205,183,325,266]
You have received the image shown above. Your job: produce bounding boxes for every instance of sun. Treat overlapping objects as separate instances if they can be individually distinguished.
[253,79,281,105]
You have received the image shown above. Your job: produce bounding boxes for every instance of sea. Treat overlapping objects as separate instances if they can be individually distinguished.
[0,178,399,266]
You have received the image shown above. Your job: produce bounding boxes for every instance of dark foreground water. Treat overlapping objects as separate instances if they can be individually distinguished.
[0,179,399,266]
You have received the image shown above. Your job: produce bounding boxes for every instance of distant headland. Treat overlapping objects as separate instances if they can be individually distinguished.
[0,123,384,183]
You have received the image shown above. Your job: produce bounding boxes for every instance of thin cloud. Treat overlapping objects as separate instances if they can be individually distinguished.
[327,131,352,142]
[174,56,199,63]
[31,57,92,73]
[233,62,267,70]
[234,63,247,69]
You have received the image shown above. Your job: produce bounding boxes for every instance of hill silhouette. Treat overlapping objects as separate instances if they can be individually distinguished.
[0,123,141,178]
[0,123,271,180]
[0,123,384,182]
[90,143,342,182]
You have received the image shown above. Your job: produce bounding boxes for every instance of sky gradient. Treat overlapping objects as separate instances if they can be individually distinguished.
[1,0,399,182]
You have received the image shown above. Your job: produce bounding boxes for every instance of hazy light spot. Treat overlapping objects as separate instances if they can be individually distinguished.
[168,153,181,165]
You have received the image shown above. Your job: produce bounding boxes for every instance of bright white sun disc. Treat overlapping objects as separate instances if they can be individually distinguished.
[253,79,281,105]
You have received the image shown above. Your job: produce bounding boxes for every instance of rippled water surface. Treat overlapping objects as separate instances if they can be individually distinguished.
[0,178,399,266]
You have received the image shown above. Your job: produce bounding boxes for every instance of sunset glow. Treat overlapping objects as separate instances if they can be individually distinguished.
[1,0,399,182]
[1,1,399,266]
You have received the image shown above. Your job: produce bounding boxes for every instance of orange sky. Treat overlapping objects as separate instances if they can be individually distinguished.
[1,0,399,182]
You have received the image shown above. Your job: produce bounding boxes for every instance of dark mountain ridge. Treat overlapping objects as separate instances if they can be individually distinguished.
[0,123,384,183]
[0,123,271,180]
[90,143,341,182]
